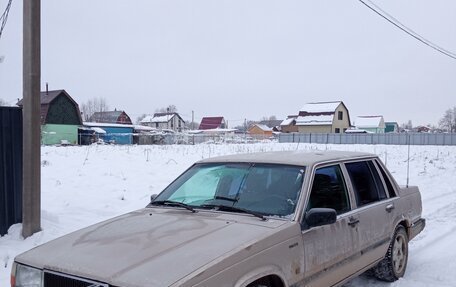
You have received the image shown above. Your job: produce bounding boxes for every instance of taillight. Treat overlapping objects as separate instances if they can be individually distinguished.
[10,274,16,287]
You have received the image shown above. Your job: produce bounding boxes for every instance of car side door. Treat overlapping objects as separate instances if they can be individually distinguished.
[343,159,397,271]
[301,164,360,287]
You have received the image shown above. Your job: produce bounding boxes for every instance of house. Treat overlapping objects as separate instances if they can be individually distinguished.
[199,116,226,130]
[280,116,299,133]
[17,89,83,145]
[258,119,283,132]
[294,101,351,133]
[140,112,185,132]
[248,124,273,137]
[354,116,385,133]
[385,122,399,133]
[89,110,132,125]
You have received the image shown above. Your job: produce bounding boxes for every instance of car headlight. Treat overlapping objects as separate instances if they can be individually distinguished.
[11,262,43,287]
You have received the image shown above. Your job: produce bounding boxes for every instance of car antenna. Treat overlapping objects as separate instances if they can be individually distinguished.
[406,134,411,188]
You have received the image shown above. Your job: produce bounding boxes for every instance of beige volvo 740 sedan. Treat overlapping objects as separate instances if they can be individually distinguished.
[11,151,425,287]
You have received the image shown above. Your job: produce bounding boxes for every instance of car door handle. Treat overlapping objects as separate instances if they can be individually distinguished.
[348,217,359,227]
[385,204,395,213]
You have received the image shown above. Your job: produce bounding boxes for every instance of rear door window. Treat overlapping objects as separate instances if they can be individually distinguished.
[345,161,387,207]
[375,160,397,197]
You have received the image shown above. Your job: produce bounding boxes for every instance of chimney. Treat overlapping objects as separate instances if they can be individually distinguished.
[46,82,49,95]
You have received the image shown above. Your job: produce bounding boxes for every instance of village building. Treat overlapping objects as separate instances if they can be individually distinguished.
[248,124,273,137]
[17,89,83,145]
[140,112,185,132]
[281,101,351,133]
[385,122,399,133]
[199,116,226,130]
[354,115,385,133]
[280,116,299,133]
[89,110,132,125]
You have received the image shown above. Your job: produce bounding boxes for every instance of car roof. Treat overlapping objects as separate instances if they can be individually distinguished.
[197,150,375,167]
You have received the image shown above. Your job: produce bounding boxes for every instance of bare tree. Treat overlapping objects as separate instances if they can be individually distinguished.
[81,97,110,121]
[156,105,178,113]
[439,107,456,133]
[136,113,148,124]
[0,98,8,106]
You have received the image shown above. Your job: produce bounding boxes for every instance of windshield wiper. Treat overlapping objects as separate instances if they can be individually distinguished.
[214,195,238,203]
[150,200,196,213]
[200,204,266,221]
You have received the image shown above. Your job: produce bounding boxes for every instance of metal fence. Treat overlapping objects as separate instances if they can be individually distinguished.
[0,107,23,236]
[279,132,456,146]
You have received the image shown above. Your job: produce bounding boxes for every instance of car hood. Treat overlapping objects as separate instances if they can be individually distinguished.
[15,208,290,287]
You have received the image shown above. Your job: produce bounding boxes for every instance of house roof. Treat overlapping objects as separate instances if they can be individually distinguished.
[251,124,273,131]
[17,90,65,106]
[294,101,351,127]
[16,89,82,125]
[141,112,184,124]
[355,116,384,128]
[258,120,283,128]
[83,122,134,128]
[199,116,225,130]
[90,111,125,123]
[299,101,342,114]
[280,118,296,126]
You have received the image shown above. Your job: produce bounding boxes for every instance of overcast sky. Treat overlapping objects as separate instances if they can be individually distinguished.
[1,0,455,127]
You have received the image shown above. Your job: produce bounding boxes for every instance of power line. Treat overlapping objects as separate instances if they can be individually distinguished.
[0,0,13,40]
[358,0,456,60]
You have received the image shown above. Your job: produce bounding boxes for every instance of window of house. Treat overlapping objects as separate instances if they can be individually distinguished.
[155,123,158,128]
[345,161,387,207]
[306,165,350,215]
[171,121,174,128]
[338,111,343,120]
[335,128,340,133]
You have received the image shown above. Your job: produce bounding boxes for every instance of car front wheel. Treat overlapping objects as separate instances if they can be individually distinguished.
[372,225,409,282]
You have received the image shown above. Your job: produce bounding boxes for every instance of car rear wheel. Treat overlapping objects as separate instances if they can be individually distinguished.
[373,225,409,282]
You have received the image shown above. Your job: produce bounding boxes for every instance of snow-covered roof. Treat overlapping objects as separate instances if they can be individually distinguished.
[300,101,341,113]
[355,116,384,128]
[253,124,273,131]
[83,122,134,128]
[139,115,154,123]
[295,114,334,126]
[141,114,175,123]
[280,118,295,126]
[344,128,373,134]
[91,127,106,134]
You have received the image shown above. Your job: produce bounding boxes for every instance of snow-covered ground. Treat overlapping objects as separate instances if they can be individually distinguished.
[1,143,455,286]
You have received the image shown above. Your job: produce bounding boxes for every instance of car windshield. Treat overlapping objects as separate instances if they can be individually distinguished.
[153,163,305,218]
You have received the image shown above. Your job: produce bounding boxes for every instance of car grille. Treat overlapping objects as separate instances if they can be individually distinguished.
[44,271,109,287]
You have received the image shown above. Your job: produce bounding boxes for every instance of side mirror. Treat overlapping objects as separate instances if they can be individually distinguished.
[305,208,337,228]
[150,194,158,202]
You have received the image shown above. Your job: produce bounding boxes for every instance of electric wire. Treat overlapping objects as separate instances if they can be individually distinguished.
[0,0,13,40]
[358,0,456,60]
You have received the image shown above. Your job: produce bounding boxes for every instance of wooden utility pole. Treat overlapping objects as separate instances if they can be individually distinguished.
[22,0,41,238]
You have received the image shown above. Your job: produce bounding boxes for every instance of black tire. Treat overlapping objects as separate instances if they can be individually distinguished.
[373,225,409,282]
